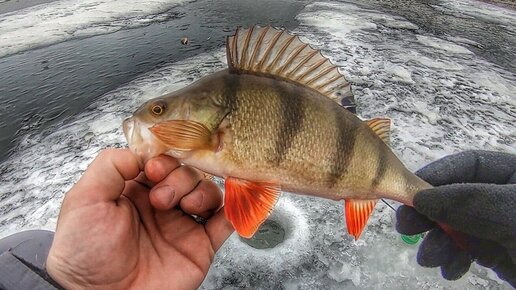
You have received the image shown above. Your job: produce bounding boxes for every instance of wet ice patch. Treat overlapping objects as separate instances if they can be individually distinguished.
[0,0,192,58]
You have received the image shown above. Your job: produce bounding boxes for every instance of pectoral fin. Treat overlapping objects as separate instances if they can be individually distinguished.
[224,177,280,238]
[345,199,378,240]
[150,120,213,151]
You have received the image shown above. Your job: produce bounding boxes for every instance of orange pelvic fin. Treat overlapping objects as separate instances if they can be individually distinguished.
[345,199,378,240]
[224,177,281,238]
[365,118,391,146]
[150,120,213,151]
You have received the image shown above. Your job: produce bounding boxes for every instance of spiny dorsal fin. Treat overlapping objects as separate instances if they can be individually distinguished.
[226,25,355,113]
[366,118,391,146]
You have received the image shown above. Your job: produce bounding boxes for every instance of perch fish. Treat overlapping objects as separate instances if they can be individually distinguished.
[123,26,437,240]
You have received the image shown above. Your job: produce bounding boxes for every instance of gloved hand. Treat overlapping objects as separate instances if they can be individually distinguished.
[396,150,515,287]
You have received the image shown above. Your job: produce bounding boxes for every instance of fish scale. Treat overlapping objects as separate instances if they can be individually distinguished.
[228,74,344,188]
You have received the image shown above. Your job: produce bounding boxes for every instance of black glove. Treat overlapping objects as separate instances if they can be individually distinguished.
[396,150,516,287]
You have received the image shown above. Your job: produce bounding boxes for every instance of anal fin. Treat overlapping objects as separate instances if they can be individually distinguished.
[224,177,280,238]
[345,199,378,240]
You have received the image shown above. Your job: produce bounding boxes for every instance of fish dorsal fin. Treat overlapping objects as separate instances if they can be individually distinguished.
[366,118,391,146]
[226,25,356,113]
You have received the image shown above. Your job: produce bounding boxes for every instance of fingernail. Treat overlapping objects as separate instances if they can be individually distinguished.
[153,186,175,208]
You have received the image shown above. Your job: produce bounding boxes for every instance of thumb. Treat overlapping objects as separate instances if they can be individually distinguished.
[66,149,141,207]
[205,207,234,251]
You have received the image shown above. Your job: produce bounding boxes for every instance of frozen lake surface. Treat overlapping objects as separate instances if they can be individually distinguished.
[0,0,514,288]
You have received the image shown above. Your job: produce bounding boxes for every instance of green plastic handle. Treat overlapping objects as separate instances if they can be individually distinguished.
[401,233,423,244]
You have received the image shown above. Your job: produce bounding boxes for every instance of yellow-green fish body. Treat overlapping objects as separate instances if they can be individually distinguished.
[169,70,427,202]
[124,26,431,239]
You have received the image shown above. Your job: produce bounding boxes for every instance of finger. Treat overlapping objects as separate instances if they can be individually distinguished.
[469,236,508,268]
[69,149,141,205]
[416,150,516,185]
[491,255,516,288]
[205,208,234,251]
[440,250,471,280]
[149,165,202,210]
[414,185,515,245]
[145,155,181,183]
[122,180,156,232]
[396,205,435,235]
[417,228,456,267]
[180,180,223,218]
[133,172,153,189]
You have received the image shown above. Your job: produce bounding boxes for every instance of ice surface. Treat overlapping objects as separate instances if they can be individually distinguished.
[416,35,473,55]
[0,0,515,289]
[432,0,516,25]
[0,0,192,58]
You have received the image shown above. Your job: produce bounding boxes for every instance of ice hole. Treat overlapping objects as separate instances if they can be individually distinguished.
[239,219,286,249]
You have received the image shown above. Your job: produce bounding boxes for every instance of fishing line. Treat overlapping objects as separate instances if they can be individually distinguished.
[380,199,423,244]
[381,199,396,211]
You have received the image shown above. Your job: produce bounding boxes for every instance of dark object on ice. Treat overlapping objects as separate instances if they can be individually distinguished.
[181,37,189,45]
[240,219,285,249]
[0,230,63,289]
[396,150,516,287]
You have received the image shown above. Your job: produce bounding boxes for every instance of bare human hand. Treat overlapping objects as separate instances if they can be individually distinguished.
[46,149,234,289]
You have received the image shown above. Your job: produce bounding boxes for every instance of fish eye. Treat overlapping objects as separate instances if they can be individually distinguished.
[150,101,167,116]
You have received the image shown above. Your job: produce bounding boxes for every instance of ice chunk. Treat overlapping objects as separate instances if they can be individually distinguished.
[387,65,414,84]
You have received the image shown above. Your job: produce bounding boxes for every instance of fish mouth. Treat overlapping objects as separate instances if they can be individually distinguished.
[122,117,134,143]
[123,117,166,165]
[123,117,145,164]
[123,117,134,142]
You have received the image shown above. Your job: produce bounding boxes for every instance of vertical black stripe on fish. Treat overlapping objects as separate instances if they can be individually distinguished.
[327,107,357,188]
[371,144,388,189]
[222,73,240,111]
[269,85,304,165]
